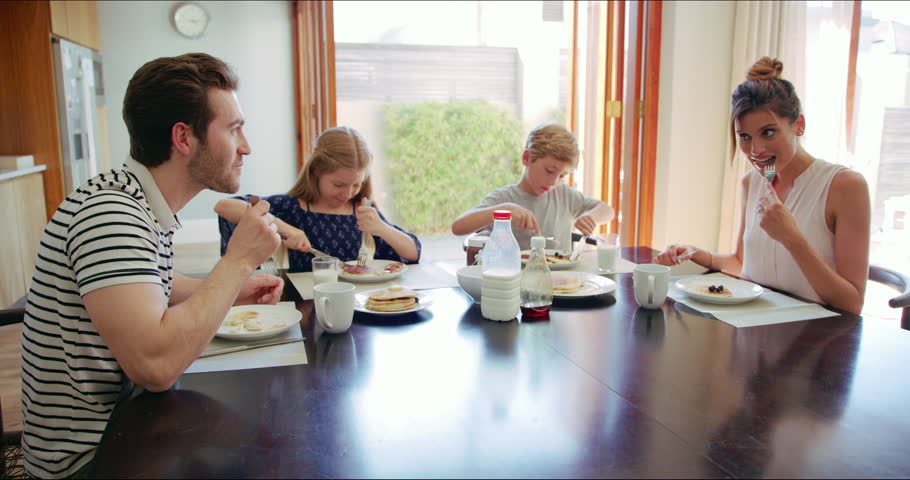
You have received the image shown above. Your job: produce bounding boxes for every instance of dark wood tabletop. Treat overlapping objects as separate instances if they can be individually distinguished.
[92,247,910,478]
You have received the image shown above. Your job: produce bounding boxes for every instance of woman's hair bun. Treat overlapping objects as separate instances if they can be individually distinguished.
[746,56,783,81]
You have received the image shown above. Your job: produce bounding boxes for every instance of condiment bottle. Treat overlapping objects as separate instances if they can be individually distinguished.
[480,210,521,322]
[520,236,553,319]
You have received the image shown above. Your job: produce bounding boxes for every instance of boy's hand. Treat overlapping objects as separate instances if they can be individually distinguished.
[574,214,596,236]
[503,204,540,233]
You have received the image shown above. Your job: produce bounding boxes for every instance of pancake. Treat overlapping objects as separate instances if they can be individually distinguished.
[366,286,419,312]
[546,253,572,264]
[225,310,259,326]
[521,252,573,264]
[341,263,372,276]
[552,273,584,294]
[696,284,733,297]
[377,261,406,276]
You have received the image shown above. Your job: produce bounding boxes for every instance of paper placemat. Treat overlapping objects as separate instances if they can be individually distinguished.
[668,273,839,328]
[287,262,460,300]
[186,302,307,374]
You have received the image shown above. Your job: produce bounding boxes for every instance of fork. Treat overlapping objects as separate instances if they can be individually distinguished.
[569,234,588,262]
[356,199,373,268]
[248,195,279,276]
[763,163,775,183]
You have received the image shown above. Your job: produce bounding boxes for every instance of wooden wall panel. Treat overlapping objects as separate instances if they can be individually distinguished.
[0,1,66,220]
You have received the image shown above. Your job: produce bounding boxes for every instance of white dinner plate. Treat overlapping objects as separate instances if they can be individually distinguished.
[674,276,764,304]
[354,288,434,316]
[339,259,409,283]
[551,272,617,298]
[216,305,302,341]
[520,249,580,271]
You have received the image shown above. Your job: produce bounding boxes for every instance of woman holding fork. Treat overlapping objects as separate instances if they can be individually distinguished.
[215,126,421,272]
[655,57,870,314]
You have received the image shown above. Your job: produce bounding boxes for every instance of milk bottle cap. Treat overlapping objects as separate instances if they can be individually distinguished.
[493,210,512,220]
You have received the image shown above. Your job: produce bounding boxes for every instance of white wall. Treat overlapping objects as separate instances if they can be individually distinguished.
[98,0,295,235]
[652,1,736,252]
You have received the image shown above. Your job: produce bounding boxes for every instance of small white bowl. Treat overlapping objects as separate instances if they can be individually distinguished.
[456,265,483,303]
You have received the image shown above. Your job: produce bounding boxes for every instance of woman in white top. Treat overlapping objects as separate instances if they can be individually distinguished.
[655,57,870,314]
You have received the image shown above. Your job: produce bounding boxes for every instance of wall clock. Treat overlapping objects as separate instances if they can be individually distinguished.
[173,2,209,39]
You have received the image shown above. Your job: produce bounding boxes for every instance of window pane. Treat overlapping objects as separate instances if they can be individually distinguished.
[334,1,571,260]
[856,1,910,320]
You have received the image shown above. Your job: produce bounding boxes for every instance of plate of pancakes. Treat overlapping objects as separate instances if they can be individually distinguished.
[354,286,433,316]
[551,272,617,298]
[520,249,580,270]
[216,305,302,341]
[339,260,409,283]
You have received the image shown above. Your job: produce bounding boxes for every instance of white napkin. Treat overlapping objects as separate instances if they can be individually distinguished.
[668,272,839,328]
[287,262,460,300]
[186,302,307,374]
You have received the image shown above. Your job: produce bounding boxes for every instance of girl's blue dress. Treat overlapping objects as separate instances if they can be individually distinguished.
[218,194,422,272]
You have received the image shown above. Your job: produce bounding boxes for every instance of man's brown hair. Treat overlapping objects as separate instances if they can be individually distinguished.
[123,53,239,167]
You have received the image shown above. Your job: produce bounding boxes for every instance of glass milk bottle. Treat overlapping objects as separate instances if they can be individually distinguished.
[481,210,521,321]
[520,236,553,319]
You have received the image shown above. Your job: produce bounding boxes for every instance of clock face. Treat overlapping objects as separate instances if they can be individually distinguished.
[174,3,209,38]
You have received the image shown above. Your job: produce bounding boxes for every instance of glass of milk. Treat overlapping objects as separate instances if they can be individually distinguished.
[312,256,339,285]
[597,233,619,272]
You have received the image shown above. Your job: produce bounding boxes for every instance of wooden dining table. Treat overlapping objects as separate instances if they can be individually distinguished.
[91,247,910,478]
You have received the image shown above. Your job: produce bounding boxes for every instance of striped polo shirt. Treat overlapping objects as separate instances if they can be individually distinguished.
[20,157,179,478]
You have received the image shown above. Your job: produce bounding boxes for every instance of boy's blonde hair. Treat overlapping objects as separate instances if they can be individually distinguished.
[288,126,373,204]
[524,123,579,169]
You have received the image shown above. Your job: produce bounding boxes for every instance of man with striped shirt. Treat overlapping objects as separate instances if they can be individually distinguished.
[19,53,284,478]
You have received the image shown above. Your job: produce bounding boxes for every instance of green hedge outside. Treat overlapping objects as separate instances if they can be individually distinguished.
[382,100,526,235]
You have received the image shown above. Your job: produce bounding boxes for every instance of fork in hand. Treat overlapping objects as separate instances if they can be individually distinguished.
[248,195,279,276]
[356,198,373,268]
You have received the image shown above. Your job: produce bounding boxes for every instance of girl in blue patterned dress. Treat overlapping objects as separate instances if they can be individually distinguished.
[215,126,421,272]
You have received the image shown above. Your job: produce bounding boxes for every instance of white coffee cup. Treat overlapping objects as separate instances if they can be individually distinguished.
[633,264,670,309]
[314,282,355,333]
[597,233,619,271]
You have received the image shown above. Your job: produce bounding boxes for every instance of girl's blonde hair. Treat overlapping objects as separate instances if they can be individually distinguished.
[288,126,373,204]
[524,123,580,169]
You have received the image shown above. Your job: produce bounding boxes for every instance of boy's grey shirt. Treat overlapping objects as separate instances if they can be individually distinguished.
[474,183,602,251]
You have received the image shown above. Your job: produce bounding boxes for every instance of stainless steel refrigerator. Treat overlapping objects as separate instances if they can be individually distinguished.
[51,37,104,195]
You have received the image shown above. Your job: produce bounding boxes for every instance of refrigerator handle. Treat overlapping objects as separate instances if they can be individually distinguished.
[79,56,98,178]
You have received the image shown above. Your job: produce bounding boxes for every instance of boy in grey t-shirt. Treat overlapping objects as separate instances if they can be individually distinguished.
[452,123,615,251]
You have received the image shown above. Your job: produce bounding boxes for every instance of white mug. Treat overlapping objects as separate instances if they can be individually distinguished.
[633,264,670,309]
[314,282,355,333]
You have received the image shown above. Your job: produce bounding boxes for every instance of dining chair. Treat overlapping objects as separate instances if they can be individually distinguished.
[868,264,910,331]
[0,297,27,479]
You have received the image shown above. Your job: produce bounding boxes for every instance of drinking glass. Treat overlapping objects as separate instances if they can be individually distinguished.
[312,256,339,286]
[597,233,620,272]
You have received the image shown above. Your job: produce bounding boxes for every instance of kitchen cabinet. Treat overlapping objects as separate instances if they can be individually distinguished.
[50,0,100,51]
[0,171,46,308]
[0,0,105,222]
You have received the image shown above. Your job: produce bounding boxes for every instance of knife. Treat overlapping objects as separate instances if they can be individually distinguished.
[309,247,330,257]
[199,337,304,358]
